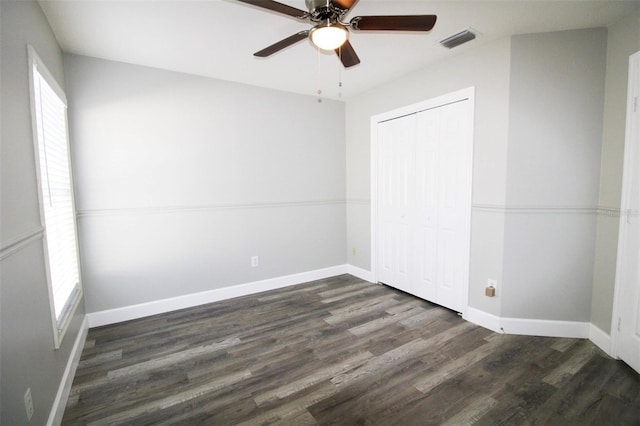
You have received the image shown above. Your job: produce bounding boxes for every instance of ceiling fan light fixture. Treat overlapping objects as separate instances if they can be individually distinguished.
[309,20,348,51]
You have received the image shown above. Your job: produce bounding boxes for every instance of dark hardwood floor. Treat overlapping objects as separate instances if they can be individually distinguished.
[63,275,640,425]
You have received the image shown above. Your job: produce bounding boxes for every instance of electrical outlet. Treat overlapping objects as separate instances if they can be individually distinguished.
[24,388,34,421]
[251,256,259,268]
[485,279,498,298]
[352,247,357,256]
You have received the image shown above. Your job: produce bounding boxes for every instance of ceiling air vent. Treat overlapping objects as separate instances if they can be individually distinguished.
[440,28,476,49]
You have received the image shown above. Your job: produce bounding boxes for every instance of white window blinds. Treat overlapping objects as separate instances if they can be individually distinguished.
[29,47,82,346]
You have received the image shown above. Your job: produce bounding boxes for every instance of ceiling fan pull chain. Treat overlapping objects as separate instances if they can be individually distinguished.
[338,46,343,98]
[317,45,323,103]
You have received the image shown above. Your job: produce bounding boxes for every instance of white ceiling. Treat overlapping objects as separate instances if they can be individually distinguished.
[39,0,639,100]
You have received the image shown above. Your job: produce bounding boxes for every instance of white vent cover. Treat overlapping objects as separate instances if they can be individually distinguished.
[440,28,476,49]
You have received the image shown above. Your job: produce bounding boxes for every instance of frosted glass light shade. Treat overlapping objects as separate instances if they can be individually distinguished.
[310,22,348,51]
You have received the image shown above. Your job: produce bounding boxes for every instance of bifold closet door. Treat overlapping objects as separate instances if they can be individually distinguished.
[377,99,472,313]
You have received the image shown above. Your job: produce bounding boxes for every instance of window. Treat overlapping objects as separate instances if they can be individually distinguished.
[28,46,82,348]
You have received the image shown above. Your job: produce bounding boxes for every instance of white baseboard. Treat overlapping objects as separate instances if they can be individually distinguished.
[465,306,502,333]
[467,306,615,354]
[347,264,374,283]
[47,316,89,426]
[500,317,590,338]
[466,307,592,339]
[87,265,350,327]
[589,323,613,356]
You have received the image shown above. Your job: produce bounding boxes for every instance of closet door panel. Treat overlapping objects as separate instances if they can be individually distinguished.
[417,100,471,312]
[377,114,416,294]
[379,154,394,280]
[415,107,439,301]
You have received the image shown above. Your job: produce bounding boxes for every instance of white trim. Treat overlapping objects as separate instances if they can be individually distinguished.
[468,306,611,350]
[464,306,502,334]
[56,287,84,348]
[347,264,374,283]
[87,265,349,327]
[0,227,44,260]
[610,50,640,362]
[28,44,84,350]
[346,198,370,206]
[589,323,613,357]
[371,88,475,124]
[466,308,590,339]
[490,205,596,214]
[77,199,346,218]
[370,113,380,285]
[500,317,590,338]
[472,204,617,216]
[47,316,88,426]
[370,87,475,316]
[27,46,66,105]
[595,207,622,218]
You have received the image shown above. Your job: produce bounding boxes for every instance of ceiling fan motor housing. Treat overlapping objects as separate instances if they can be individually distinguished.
[305,0,345,20]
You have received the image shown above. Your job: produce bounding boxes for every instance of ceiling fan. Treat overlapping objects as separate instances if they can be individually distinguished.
[236,0,437,68]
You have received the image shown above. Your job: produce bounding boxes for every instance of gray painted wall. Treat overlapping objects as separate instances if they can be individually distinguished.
[0,2,86,424]
[502,28,607,322]
[506,29,607,208]
[63,55,347,313]
[592,11,640,333]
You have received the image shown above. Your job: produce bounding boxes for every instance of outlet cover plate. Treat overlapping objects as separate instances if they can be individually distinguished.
[24,388,34,421]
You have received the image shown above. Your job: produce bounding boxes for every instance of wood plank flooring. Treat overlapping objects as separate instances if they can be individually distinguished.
[63,275,640,425]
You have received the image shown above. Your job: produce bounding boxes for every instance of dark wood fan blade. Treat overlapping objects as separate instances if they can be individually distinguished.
[236,0,308,19]
[350,15,437,31]
[254,31,309,57]
[331,0,360,12]
[335,40,360,68]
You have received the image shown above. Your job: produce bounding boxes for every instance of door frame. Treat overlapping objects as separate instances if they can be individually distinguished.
[370,87,475,315]
[610,51,640,361]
